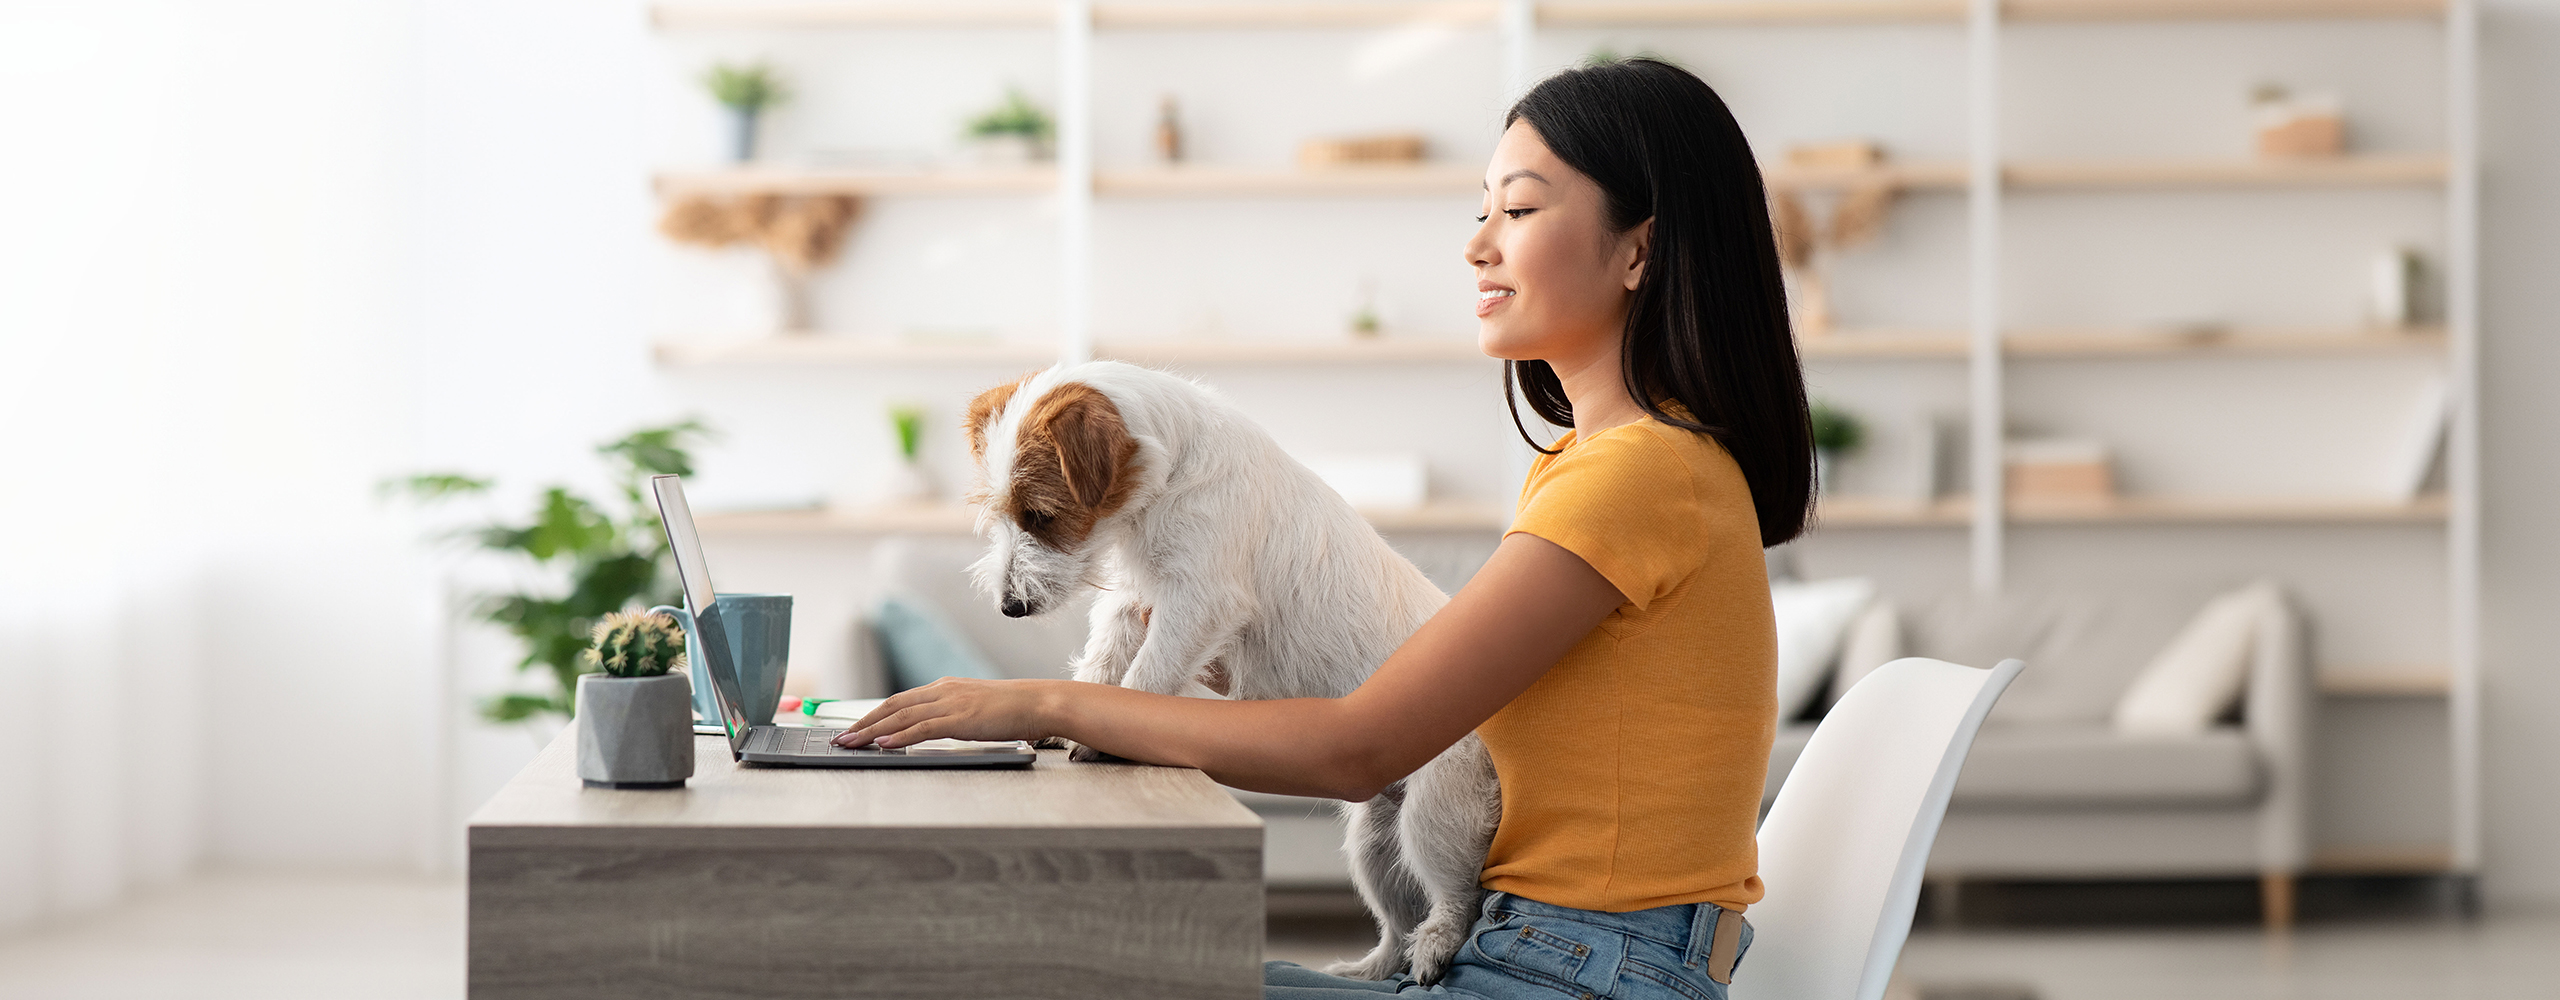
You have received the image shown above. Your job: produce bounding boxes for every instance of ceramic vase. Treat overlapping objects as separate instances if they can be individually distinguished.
[575,673,696,789]
[726,106,761,162]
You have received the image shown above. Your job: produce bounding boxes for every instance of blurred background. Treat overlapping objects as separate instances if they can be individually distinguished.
[4,0,2560,997]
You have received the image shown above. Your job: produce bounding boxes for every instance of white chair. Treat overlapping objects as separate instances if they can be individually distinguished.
[1734,657,2026,1000]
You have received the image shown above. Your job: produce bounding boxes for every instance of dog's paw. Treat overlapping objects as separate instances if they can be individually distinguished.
[1320,952,1406,983]
[1405,912,1469,985]
[1031,736,1070,750]
[1065,741,1129,764]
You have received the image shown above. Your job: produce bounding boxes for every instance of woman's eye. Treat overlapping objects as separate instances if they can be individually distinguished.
[1504,208,1535,219]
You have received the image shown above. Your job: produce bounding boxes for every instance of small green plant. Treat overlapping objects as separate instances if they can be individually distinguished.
[587,611,689,678]
[702,62,788,112]
[966,86,1054,140]
[389,420,712,722]
[1810,401,1866,454]
[891,404,926,462]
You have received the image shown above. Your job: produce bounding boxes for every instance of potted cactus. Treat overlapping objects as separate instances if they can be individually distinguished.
[575,611,697,789]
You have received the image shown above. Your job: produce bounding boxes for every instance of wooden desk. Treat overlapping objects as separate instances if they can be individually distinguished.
[468,726,1264,999]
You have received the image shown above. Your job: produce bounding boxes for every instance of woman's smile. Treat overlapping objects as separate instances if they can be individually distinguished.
[1476,282,1517,317]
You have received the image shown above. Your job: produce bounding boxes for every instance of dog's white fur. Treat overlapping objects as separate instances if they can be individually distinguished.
[967,361,1501,982]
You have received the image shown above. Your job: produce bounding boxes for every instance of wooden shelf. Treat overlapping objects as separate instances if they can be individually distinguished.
[2006,0,2445,21]
[1813,494,2448,527]
[1096,165,1482,198]
[1800,326,2445,359]
[2320,665,2451,696]
[1815,495,1975,527]
[655,336,1057,366]
[2007,493,2448,524]
[1767,161,1968,192]
[1535,0,2440,23]
[1104,338,1489,364]
[697,502,1510,536]
[1097,1,1500,28]
[652,2,1054,29]
[2309,844,2455,875]
[654,166,1056,197]
[654,335,1494,367]
[2006,155,2447,189]
[2005,325,2447,357]
[655,0,2442,30]
[1541,0,1964,24]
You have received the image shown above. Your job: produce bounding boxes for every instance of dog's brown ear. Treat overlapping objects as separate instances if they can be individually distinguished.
[963,374,1035,460]
[1028,383,1136,509]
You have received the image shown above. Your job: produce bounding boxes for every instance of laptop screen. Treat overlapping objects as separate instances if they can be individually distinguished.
[651,474,753,756]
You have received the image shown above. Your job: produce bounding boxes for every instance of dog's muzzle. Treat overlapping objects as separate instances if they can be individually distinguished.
[1001,596,1033,618]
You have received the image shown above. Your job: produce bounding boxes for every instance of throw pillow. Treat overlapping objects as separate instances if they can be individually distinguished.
[1772,577,1875,723]
[1824,600,1903,711]
[872,592,1006,693]
[2111,581,2282,736]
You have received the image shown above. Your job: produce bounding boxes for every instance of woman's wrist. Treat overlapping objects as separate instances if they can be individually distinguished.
[1032,679,1081,743]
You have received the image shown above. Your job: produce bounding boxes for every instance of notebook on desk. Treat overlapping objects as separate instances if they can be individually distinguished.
[651,474,1035,769]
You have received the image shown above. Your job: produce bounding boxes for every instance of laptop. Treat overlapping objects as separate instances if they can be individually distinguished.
[651,474,1036,769]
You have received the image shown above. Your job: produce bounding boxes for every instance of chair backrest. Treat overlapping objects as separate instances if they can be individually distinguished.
[1734,657,2025,1000]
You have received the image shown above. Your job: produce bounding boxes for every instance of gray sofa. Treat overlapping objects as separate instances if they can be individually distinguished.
[1766,588,2311,927]
[852,538,2311,923]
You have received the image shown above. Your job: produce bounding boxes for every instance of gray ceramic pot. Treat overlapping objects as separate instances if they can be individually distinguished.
[576,673,696,789]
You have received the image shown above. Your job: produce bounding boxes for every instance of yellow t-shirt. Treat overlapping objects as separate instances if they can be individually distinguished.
[1478,410,1778,913]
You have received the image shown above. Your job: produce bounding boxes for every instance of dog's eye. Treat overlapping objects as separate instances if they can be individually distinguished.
[1018,509,1054,533]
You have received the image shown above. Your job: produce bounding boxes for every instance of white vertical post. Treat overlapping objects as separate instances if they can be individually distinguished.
[1500,0,1534,101]
[1965,0,2003,593]
[1057,0,1095,367]
[2444,0,2481,877]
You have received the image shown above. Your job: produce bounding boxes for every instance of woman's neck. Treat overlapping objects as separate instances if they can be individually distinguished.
[1549,343,1645,440]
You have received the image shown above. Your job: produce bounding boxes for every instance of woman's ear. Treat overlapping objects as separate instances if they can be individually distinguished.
[1621,217,1655,291]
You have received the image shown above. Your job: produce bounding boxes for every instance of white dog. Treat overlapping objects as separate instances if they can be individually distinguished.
[963,360,1500,983]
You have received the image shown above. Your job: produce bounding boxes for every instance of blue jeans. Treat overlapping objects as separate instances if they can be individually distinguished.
[1266,890,1752,1000]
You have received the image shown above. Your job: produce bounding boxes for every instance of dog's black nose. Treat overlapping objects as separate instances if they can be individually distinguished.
[1001,597,1032,618]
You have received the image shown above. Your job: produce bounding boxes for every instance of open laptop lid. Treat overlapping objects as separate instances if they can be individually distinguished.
[651,474,753,759]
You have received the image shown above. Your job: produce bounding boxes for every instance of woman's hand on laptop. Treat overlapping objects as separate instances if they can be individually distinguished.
[832,677,1063,750]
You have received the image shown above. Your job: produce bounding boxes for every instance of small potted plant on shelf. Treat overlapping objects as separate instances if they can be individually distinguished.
[1811,401,1865,495]
[574,611,696,789]
[703,61,788,163]
[881,404,936,504]
[965,86,1054,165]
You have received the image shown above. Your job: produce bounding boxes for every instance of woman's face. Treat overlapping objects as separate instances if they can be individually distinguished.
[1464,121,1651,365]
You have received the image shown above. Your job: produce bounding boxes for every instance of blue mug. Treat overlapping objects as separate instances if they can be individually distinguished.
[646,593,793,728]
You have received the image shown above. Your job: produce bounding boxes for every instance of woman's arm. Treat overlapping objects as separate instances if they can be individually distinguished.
[835,532,1625,801]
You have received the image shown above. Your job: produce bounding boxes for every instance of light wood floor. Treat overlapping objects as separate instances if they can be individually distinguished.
[1,874,2552,1000]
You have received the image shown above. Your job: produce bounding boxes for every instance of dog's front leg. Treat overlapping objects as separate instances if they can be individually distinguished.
[1068,587,1148,687]
[1115,583,1249,698]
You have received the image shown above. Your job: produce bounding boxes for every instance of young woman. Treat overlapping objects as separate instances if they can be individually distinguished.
[836,58,1812,1000]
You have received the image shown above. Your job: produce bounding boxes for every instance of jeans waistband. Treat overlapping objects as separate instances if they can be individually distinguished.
[1481,890,1741,969]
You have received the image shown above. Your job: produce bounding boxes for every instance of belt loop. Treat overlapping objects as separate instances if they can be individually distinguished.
[1683,902,1714,970]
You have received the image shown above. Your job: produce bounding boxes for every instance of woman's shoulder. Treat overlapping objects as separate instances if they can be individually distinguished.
[1536,412,1745,499]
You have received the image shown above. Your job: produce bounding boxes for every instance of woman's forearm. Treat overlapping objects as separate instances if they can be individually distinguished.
[1040,681,1397,801]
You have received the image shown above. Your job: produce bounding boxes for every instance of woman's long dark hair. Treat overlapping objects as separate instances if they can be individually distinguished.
[1501,58,1814,548]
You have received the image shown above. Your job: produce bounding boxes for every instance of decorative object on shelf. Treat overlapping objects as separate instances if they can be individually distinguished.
[1773,141,1900,337]
[2004,437,2115,504]
[2251,83,2344,158]
[1298,132,1427,168]
[1809,401,1865,495]
[385,421,710,723]
[880,404,936,504]
[2378,375,2449,502]
[658,193,863,333]
[2369,246,2424,328]
[965,85,1055,164]
[1155,93,1184,164]
[1350,278,1381,338]
[574,611,696,789]
[701,61,788,163]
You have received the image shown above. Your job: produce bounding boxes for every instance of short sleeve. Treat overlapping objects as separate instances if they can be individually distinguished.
[1507,429,1710,612]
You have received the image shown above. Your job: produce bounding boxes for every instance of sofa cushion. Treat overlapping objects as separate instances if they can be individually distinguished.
[1766,723,2262,808]
[1953,725,2261,806]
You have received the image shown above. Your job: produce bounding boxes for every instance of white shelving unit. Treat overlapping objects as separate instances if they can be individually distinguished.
[648,0,2479,881]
